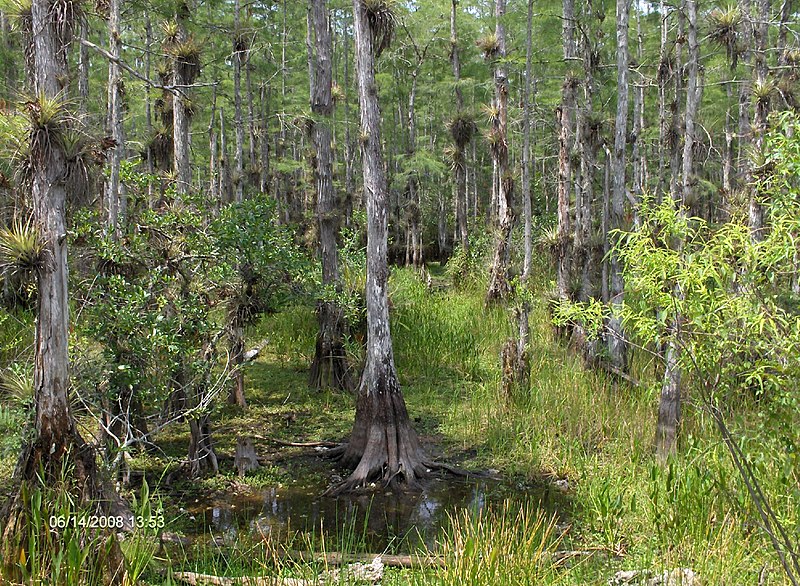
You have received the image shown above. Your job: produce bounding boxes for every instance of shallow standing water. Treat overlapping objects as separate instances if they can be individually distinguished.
[186,476,561,553]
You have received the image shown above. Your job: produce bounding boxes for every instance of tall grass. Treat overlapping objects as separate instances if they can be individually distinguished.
[387,261,798,584]
[416,502,562,586]
[392,268,509,382]
[2,470,123,585]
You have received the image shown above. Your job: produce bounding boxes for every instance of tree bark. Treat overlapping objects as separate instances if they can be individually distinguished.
[438,192,448,261]
[485,0,514,303]
[749,0,770,242]
[145,16,155,206]
[233,0,245,203]
[219,107,233,204]
[450,0,469,255]
[246,38,257,185]
[556,0,576,305]
[607,0,630,372]
[406,64,423,269]
[737,0,753,181]
[105,0,125,238]
[209,84,219,204]
[656,0,670,202]
[574,2,598,331]
[331,0,427,493]
[342,16,355,226]
[78,18,89,117]
[309,0,351,392]
[521,0,534,283]
[173,4,193,198]
[259,83,270,194]
[631,9,646,213]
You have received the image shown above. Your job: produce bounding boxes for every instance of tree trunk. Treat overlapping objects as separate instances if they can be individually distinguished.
[607,0,630,372]
[332,0,427,493]
[656,0,670,202]
[2,1,124,580]
[656,0,700,461]
[78,18,89,117]
[438,192,448,261]
[574,3,598,354]
[233,0,245,203]
[173,6,193,198]
[228,319,247,407]
[749,0,770,242]
[601,148,611,305]
[309,0,351,392]
[145,16,155,206]
[246,41,257,185]
[656,322,681,462]
[556,0,576,305]
[723,81,734,199]
[176,342,219,477]
[219,107,233,204]
[105,0,125,239]
[737,0,753,180]
[406,67,422,269]
[450,0,469,255]
[259,84,270,194]
[485,0,514,303]
[343,17,355,226]
[521,0,534,283]
[209,84,219,204]
[631,9,645,214]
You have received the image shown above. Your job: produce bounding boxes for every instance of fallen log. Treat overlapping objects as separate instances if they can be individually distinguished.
[279,548,610,569]
[173,573,313,586]
[252,435,340,448]
[174,556,384,585]
[280,549,446,568]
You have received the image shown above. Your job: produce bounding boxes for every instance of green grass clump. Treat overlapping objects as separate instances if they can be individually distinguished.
[418,503,561,586]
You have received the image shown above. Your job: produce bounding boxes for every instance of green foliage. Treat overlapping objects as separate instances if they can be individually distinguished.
[551,114,800,577]
[69,160,314,473]
[556,111,800,411]
[0,363,33,405]
[392,268,505,381]
[326,209,367,348]
[212,194,313,321]
[122,479,163,584]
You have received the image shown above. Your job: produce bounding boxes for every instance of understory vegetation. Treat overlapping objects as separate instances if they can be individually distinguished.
[1,251,796,584]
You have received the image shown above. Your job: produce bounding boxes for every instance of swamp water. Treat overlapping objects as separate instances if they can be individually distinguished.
[184,476,563,554]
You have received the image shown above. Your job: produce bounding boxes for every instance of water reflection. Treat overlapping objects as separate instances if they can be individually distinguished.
[192,477,553,553]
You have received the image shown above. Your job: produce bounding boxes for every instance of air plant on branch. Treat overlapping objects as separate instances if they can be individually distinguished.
[363,0,396,57]
[708,6,742,69]
[448,113,477,149]
[476,32,498,60]
[0,218,45,275]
